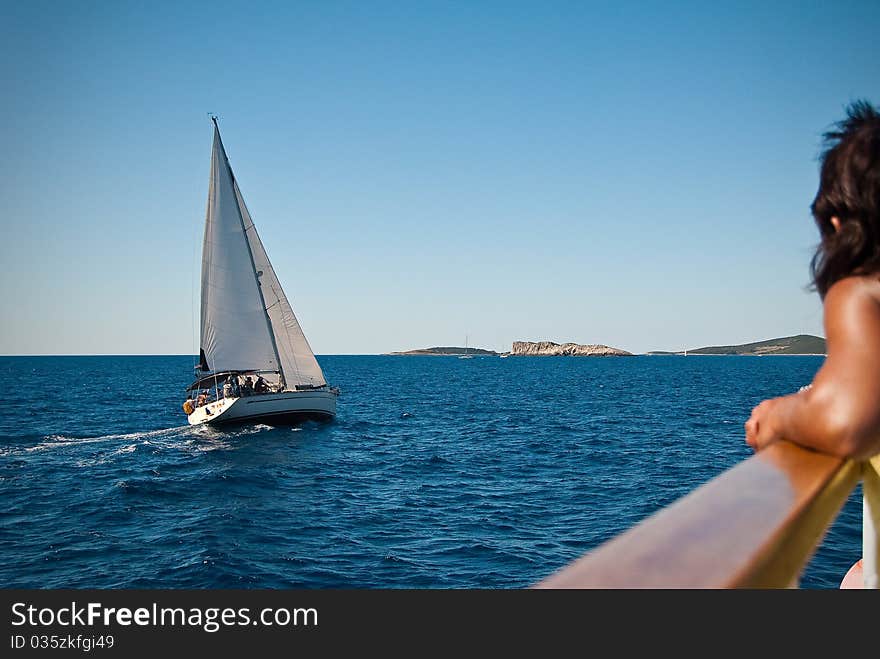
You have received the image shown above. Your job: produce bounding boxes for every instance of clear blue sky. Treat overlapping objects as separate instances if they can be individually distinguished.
[2,1,878,355]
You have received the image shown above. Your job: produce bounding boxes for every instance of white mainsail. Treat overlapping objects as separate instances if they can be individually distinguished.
[199,121,326,389]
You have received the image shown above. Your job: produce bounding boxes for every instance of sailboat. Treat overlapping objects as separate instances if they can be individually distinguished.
[182,117,338,426]
[458,334,474,359]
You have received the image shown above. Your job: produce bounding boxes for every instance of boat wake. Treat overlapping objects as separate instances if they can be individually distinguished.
[2,419,306,460]
[0,426,193,457]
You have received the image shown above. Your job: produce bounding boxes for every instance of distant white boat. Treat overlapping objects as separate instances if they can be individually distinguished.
[182,118,338,426]
[458,334,474,359]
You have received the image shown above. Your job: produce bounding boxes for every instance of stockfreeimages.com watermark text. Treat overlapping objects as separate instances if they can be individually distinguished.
[11,601,318,633]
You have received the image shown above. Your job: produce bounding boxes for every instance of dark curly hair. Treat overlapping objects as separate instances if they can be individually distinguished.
[810,100,880,297]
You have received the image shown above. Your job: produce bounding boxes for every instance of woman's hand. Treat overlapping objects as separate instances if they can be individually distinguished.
[745,397,784,452]
[743,278,880,459]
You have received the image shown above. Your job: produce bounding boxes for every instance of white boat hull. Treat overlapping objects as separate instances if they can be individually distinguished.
[187,389,337,426]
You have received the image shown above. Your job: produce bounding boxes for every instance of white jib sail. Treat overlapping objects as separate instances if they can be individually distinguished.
[234,183,327,388]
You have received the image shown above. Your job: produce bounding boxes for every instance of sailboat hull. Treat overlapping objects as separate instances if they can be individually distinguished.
[187,390,337,426]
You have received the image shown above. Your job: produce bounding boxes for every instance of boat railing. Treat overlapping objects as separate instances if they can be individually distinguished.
[533,441,880,588]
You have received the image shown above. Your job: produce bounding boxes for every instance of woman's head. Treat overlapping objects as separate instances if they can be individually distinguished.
[810,100,880,297]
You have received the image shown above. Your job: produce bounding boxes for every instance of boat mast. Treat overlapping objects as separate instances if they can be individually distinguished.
[211,116,288,390]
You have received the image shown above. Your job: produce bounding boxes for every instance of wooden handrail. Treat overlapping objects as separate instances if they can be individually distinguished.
[534,441,861,588]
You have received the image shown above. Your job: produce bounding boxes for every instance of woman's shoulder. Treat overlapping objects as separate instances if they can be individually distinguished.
[825,275,880,316]
[827,274,880,298]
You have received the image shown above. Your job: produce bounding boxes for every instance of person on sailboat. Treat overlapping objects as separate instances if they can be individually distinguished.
[254,376,269,394]
[745,100,880,460]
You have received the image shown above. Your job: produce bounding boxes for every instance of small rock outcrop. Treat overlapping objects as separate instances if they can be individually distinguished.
[510,341,632,357]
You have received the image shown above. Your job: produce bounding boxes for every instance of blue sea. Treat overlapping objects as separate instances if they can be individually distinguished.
[0,355,861,589]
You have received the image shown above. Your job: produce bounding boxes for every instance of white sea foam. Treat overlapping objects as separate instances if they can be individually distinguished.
[4,420,283,459]
[178,438,235,453]
[176,421,276,452]
[11,426,191,456]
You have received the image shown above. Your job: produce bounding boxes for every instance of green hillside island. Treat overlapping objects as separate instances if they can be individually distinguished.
[386,346,499,356]
[648,334,826,356]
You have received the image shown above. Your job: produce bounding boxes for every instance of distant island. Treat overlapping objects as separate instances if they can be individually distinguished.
[386,346,499,356]
[386,341,632,357]
[647,334,826,356]
[388,335,825,358]
[506,341,632,357]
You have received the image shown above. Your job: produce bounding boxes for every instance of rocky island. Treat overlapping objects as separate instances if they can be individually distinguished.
[506,341,632,357]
